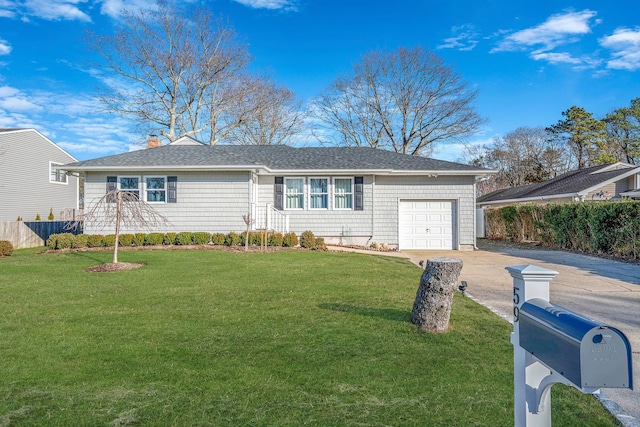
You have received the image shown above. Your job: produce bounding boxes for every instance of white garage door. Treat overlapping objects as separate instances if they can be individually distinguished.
[399,200,455,250]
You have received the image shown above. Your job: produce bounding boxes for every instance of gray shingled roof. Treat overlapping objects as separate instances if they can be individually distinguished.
[63,144,490,174]
[477,164,639,203]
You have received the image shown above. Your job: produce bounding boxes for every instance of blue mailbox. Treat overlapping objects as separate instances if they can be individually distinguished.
[519,298,633,390]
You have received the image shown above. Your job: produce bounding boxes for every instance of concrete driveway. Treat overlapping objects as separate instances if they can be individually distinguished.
[402,241,640,425]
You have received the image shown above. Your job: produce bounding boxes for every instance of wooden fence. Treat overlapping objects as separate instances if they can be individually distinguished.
[0,221,82,249]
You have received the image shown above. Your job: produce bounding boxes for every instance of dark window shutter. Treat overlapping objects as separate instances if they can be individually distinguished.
[107,176,117,203]
[274,177,284,210]
[354,176,364,210]
[167,176,177,203]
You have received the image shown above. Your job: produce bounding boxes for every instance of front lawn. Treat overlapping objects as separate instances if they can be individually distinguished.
[0,248,617,426]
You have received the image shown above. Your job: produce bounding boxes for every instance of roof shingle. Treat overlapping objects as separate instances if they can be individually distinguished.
[63,144,490,174]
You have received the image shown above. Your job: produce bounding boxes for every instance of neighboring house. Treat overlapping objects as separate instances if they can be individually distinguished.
[0,128,79,221]
[63,136,494,250]
[476,163,640,209]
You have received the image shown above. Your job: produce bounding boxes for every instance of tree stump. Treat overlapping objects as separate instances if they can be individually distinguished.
[410,257,463,333]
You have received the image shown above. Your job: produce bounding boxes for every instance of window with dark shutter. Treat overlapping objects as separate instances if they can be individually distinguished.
[274,176,284,210]
[106,176,117,203]
[354,176,364,211]
[167,176,177,203]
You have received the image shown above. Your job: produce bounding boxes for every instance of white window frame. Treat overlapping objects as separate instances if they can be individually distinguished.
[284,177,305,210]
[333,177,354,210]
[144,176,167,203]
[118,176,141,200]
[49,162,67,184]
[309,177,329,210]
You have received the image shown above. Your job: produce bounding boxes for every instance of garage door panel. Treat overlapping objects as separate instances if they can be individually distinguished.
[399,200,455,250]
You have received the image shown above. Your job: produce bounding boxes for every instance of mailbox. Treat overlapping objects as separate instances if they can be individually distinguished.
[519,298,633,390]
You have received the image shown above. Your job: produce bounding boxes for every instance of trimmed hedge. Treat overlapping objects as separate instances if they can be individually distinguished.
[282,232,299,248]
[175,232,194,246]
[193,232,211,245]
[485,201,640,259]
[0,240,13,256]
[43,230,322,251]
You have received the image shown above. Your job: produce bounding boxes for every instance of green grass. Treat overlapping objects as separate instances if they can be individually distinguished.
[0,248,617,426]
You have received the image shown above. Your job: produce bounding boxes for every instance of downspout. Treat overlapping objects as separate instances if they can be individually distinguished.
[370,175,376,246]
[473,178,478,250]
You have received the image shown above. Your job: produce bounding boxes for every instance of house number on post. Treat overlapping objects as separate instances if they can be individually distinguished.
[513,287,521,322]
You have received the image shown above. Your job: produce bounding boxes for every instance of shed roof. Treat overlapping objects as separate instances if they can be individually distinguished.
[477,163,640,204]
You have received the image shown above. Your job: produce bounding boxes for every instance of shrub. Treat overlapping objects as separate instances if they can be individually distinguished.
[46,234,57,250]
[193,232,212,245]
[35,214,41,221]
[16,216,22,221]
[133,233,146,246]
[282,232,298,247]
[315,237,326,250]
[240,231,263,246]
[163,232,177,245]
[103,235,116,247]
[119,234,135,247]
[268,232,284,247]
[48,208,54,221]
[0,240,13,256]
[300,230,316,249]
[224,232,242,246]
[175,232,194,245]
[47,233,76,249]
[211,233,226,245]
[72,234,89,248]
[58,233,76,249]
[145,233,165,246]
[87,234,105,248]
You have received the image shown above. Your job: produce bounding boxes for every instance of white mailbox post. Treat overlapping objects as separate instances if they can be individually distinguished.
[508,265,633,427]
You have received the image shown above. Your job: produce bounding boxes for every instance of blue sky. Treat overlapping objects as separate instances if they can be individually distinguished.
[1,0,639,161]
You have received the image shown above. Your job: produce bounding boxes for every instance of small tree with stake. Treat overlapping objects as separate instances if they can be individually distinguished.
[69,190,169,266]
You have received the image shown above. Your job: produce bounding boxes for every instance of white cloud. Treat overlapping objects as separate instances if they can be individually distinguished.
[99,0,157,19]
[531,51,582,64]
[438,25,479,51]
[0,85,43,111]
[600,27,640,71]
[232,0,297,11]
[0,0,17,18]
[0,39,11,55]
[492,10,597,53]
[23,0,91,21]
[1,0,92,21]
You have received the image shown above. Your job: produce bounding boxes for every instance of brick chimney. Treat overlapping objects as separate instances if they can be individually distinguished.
[147,134,161,148]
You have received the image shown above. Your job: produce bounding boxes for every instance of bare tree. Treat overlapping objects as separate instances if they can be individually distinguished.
[72,191,169,264]
[312,46,485,156]
[465,127,568,195]
[86,1,251,144]
[226,75,305,145]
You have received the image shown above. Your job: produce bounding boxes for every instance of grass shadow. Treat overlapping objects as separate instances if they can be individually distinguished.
[319,302,410,323]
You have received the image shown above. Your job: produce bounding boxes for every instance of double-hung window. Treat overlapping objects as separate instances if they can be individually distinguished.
[285,178,305,209]
[119,177,140,199]
[334,178,353,209]
[146,177,166,202]
[49,162,67,184]
[309,178,329,209]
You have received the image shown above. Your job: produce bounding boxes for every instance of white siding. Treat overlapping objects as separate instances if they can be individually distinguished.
[257,175,374,245]
[373,175,477,248]
[0,130,78,221]
[82,170,477,250]
[83,171,251,234]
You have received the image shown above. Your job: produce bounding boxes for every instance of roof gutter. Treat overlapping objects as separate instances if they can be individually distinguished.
[62,164,496,177]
